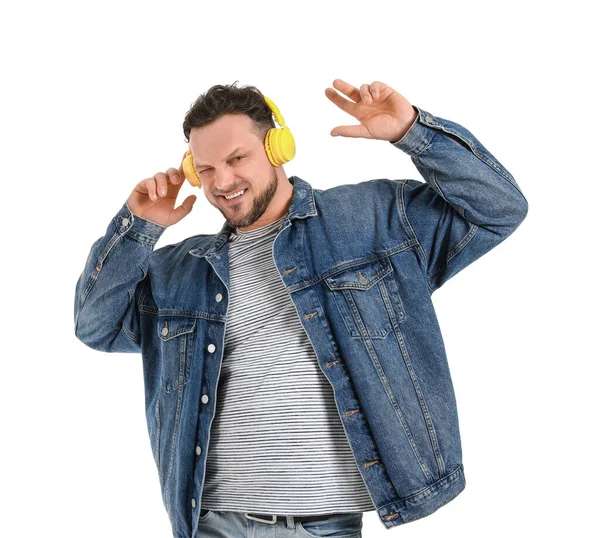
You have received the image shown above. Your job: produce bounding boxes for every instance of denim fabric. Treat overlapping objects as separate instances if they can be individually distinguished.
[195,511,363,538]
[74,105,528,538]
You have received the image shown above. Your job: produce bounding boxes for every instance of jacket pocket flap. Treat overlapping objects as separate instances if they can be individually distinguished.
[325,257,392,291]
[157,317,197,341]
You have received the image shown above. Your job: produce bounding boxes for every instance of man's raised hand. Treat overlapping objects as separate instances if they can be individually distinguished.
[127,151,198,227]
[325,79,418,143]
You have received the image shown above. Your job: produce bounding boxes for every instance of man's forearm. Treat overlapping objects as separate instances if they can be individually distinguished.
[392,105,528,236]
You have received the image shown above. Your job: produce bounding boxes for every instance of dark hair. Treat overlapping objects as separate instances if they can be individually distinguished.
[182,80,275,144]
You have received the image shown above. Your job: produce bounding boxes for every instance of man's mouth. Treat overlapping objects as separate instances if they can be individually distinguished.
[220,188,247,202]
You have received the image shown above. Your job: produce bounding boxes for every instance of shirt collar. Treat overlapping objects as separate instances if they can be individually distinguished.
[188,175,317,258]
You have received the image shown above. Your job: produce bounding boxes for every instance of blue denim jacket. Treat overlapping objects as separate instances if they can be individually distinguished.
[74,105,528,537]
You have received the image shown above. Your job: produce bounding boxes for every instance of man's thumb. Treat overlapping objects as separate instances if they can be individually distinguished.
[184,194,197,210]
[172,195,197,223]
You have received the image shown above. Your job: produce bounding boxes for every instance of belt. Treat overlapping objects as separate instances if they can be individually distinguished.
[244,512,330,525]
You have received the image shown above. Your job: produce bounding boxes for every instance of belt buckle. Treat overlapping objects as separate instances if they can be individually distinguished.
[245,513,278,524]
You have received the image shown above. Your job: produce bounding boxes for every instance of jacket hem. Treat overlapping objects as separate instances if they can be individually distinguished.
[377,463,466,528]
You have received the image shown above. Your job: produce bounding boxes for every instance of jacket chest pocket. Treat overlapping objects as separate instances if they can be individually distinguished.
[325,256,405,339]
[157,316,197,393]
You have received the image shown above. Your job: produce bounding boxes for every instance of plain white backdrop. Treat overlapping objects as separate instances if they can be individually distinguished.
[1,1,598,536]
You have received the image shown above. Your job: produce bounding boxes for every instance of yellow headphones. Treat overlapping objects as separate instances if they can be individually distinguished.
[182,91,296,188]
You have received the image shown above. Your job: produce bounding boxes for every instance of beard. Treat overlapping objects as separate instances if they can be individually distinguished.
[221,167,279,229]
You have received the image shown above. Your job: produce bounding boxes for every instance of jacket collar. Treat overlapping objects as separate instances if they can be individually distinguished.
[188,175,317,258]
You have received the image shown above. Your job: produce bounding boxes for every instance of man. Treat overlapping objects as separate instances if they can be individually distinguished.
[74,79,528,538]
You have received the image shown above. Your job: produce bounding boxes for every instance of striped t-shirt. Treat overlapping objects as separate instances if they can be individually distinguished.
[200,213,375,516]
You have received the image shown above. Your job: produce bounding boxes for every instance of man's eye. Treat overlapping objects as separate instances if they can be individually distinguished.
[198,156,243,174]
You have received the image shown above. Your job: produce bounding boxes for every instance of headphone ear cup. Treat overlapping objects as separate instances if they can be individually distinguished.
[182,150,202,188]
[264,126,296,167]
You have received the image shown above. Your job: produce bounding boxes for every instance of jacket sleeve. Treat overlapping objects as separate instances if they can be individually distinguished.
[74,201,167,352]
[392,105,528,294]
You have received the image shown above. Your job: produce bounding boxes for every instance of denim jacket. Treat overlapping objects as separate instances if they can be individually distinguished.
[74,105,528,537]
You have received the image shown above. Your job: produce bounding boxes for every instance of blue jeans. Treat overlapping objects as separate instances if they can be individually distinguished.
[196,509,363,537]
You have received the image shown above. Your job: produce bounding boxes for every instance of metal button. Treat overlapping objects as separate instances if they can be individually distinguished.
[201,395,209,404]
[161,327,168,336]
[191,498,196,508]
[358,272,368,285]
[196,446,202,456]
[121,217,129,227]
[215,293,222,302]
[207,344,216,353]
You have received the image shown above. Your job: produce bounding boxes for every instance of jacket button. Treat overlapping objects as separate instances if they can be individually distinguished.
[191,498,196,508]
[215,293,223,302]
[161,327,169,336]
[358,274,368,285]
[207,344,216,353]
[201,395,209,404]
[196,446,202,455]
[121,217,129,227]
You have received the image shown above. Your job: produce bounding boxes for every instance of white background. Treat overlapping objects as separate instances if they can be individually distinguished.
[1,1,598,536]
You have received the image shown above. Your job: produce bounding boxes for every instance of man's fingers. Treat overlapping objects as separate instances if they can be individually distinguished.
[152,173,167,199]
[326,79,388,113]
[332,79,361,102]
[359,81,389,103]
[360,84,373,104]
[370,81,387,101]
[325,86,357,116]
[361,82,387,103]
[165,167,181,186]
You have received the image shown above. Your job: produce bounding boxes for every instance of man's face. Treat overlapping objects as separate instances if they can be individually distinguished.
[189,113,281,230]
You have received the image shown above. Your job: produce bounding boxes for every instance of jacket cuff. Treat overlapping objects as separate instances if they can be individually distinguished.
[389,105,438,156]
[112,201,167,245]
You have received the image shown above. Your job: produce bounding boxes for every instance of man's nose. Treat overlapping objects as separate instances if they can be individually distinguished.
[213,170,240,194]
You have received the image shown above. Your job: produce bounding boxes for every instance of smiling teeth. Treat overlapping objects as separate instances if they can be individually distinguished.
[225,189,245,199]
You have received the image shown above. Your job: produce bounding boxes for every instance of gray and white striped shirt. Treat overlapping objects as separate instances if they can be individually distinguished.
[200,214,374,516]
